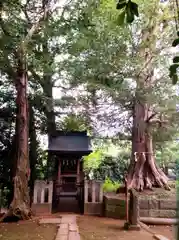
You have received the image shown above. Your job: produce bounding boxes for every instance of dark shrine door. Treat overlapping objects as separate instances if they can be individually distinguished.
[57,158,79,196]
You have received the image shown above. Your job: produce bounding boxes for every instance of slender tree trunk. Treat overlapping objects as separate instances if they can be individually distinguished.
[43,79,56,179]
[2,56,31,221]
[29,101,38,206]
[127,101,169,191]
[7,107,19,207]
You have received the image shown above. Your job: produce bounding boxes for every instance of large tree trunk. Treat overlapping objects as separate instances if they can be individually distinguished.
[127,101,169,191]
[2,57,31,221]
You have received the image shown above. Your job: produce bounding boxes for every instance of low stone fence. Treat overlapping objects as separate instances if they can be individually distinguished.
[104,194,126,219]
[32,180,53,215]
[84,180,103,216]
[139,196,176,218]
[104,188,177,220]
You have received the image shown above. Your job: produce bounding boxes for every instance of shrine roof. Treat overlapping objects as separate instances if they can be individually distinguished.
[48,130,92,155]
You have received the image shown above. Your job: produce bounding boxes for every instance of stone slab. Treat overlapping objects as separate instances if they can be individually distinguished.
[124,222,141,231]
[140,209,177,218]
[104,196,126,206]
[140,210,150,217]
[61,215,76,224]
[55,235,68,240]
[158,210,176,218]
[39,218,61,224]
[105,204,126,219]
[148,199,159,209]
[57,227,68,235]
[69,231,81,240]
[69,223,79,232]
[59,223,68,229]
[159,200,177,210]
[84,202,103,216]
[139,199,149,209]
[153,234,169,240]
[127,224,141,231]
[32,203,52,215]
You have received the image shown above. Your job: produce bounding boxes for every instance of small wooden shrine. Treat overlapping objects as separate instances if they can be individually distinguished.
[32,130,104,216]
[48,130,92,213]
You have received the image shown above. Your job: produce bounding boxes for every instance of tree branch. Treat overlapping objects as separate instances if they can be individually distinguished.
[149,119,168,124]
[22,0,51,50]
[0,2,10,36]
[147,113,158,123]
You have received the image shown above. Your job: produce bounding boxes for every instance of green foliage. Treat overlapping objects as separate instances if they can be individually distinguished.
[116,10,126,25]
[170,17,179,84]
[0,187,9,208]
[172,38,179,47]
[169,64,179,84]
[83,140,130,182]
[103,178,120,192]
[93,155,129,181]
[116,0,139,25]
[59,114,90,132]
[83,149,104,173]
[156,141,179,167]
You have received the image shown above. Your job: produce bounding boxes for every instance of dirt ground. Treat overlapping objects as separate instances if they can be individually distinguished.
[77,215,155,240]
[148,225,176,239]
[0,214,175,240]
[0,220,57,240]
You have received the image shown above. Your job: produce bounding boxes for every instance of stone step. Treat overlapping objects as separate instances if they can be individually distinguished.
[39,218,61,224]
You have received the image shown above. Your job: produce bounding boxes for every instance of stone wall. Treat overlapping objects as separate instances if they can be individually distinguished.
[104,194,126,219]
[139,197,177,218]
[104,191,177,219]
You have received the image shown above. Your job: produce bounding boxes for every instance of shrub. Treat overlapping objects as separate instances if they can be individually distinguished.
[103,178,120,193]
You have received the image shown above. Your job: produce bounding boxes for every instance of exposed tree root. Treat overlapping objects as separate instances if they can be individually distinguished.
[0,201,32,222]
[0,175,32,222]
[0,205,32,222]
[127,150,170,191]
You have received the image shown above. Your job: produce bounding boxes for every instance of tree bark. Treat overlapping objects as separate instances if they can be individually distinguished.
[43,78,56,179]
[29,101,38,206]
[127,100,170,191]
[2,55,31,221]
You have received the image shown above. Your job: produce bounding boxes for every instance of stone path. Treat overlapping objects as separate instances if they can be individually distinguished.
[39,215,80,240]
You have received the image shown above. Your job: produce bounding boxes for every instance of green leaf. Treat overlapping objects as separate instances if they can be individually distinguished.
[130,1,139,17]
[172,38,179,47]
[169,64,179,74]
[126,4,134,23]
[169,64,179,84]
[177,31,179,37]
[173,56,179,63]
[172,74,178,85]
[116,10,126,25]
[116,1,126,10]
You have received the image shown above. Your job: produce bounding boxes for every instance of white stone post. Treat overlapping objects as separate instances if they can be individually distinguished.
[92,181,96,203]
[33,185,38,204]
[84,180,88,203]
[48,181,53,203]
[99,182,103,202]
[41,188,45,203]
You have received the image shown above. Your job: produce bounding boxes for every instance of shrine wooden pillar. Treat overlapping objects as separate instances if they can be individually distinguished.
[77,159,80,184]
[58,160,61,183]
